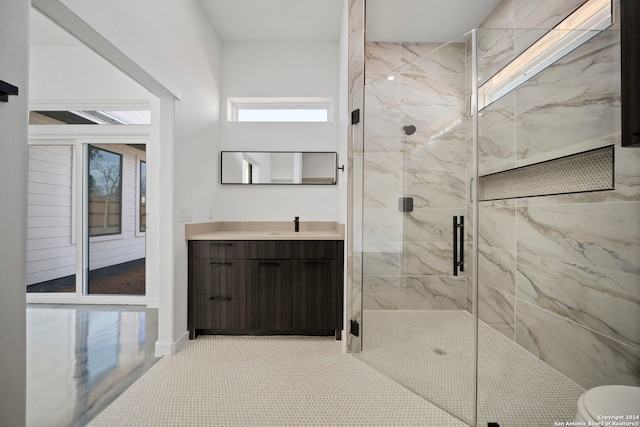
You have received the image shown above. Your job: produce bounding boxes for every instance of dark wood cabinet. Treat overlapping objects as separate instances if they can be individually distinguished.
[188,240,343,339]
[621,0,640,147]
[190,260,248,330]
[246,260,292,330]
[292,259,339,332]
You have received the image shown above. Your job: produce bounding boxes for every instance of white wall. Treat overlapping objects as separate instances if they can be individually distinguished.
[48,0,223,354]
[0,0,28,424]
[217,42,343,221]
[26,145,75,285]
[30,45,150,108]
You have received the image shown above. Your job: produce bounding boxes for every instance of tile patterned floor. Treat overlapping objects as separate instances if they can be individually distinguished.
[28,306,584,426]
[89,335,468,427]
[355,310,585,427]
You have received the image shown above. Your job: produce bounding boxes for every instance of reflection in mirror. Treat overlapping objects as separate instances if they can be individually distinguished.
[478,0,612,110]
[221,151,337,185]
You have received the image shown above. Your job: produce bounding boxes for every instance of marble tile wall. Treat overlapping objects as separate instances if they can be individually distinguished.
[477,0,639,389]
[363,40,469,312]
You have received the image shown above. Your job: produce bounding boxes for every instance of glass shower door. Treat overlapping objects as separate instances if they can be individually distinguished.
[356,31,478,425]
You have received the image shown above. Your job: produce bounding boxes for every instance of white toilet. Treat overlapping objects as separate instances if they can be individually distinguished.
[575,385,640,423]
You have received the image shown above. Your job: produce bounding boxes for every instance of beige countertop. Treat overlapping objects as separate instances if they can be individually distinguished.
[185,221,345,241]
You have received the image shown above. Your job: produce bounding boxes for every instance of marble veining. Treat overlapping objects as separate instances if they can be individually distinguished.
[478,200,516,251]
[401,106,467,146]
[516,203,640,275]
[404,276,466,310]
[362,107,401,149]
[403,139,467,175]
[478,245,516,296]
[403,241,455,276]
[363,251,402,276]
[404,208,465,243]
[478,285,516,340]
[479,0,514,29]
[515,96,620,161]
[364,151,403,175]
[514,28,620,117]
[514,0,584,30]
[348,0,364,62]
[400,72,465,108]
[401,43,466,75]
[478,92,515,133]
[516,253,640,346]
[364,276,466,310]
[365,42,401,75]
[515,300,639,389]
[405,173,466,209]
[363,38,469,318]
[478,119,517,173]
[363,172,402,208]
[364,75,400,108]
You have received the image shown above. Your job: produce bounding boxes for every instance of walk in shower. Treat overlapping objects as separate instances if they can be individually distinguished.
[350,0,639,425]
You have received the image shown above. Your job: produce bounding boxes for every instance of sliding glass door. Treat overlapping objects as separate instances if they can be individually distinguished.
[87,144,146,295]
[26,141,147,299]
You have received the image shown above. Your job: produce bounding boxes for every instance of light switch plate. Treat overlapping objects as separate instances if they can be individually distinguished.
[179,206,192,222]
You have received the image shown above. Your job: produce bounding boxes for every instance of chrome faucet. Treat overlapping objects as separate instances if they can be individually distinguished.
[294,216,299,232]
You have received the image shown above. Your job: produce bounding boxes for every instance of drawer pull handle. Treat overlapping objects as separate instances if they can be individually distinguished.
[304,262,325,266]
[209,262,232,266]
[259,262,281,266]
[209,295,232,301]
[210,243,233,247]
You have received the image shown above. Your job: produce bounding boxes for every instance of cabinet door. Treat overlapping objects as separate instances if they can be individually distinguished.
[191,259,247,330]
[246,261,292,331]
[292,259,338,331]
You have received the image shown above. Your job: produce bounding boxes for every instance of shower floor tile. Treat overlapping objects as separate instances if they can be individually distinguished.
[355,310,585,426]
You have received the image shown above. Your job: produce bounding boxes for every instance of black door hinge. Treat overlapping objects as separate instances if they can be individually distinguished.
[350,319,360,337]
[351,109,360,125]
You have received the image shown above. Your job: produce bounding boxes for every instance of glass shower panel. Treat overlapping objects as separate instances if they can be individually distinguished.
[475,14,639,426]
[357,32,477,425]
[350,85,365,353]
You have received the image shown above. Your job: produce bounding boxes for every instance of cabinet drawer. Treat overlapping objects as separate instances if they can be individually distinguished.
[192,294,246,330]
[292,240,339,259]
[246,240,291,259]
[191,259,247,294]
[190,241,247,259]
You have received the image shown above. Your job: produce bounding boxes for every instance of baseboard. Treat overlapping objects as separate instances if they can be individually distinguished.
[154,330,189,357]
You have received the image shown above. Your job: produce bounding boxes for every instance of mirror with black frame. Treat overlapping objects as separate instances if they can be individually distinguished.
[220,151,337,185]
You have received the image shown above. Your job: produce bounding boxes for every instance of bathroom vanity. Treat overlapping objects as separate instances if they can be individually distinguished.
[186,222,344,339]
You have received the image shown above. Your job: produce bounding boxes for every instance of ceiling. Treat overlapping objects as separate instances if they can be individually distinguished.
[197,0,344,42]
[197,0,501,43]
[366,0,502,42]
[31,0,502,46]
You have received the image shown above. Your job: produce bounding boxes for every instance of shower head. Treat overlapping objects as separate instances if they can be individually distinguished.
[403,125,416,136]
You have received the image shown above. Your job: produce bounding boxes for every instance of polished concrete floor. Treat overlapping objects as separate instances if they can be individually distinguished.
[26,304,159,427]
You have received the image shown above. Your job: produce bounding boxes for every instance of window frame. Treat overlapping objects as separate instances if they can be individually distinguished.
[227,97,333,122]
[87,145,123,238]
[137,158,147,235]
